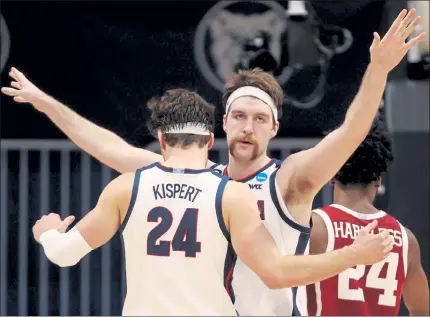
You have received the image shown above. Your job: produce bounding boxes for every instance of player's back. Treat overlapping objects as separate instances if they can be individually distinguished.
[120,162,236,316]
[307,204,408,316]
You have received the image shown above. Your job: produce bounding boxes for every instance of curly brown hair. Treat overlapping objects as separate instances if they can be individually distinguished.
[147,89,215,148]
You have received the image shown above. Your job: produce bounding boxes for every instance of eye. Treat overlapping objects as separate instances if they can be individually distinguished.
[256,116,265,123]
[234,113,244,120]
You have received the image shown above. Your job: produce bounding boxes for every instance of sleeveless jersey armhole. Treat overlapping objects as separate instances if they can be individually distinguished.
[397,221,409,277]
[215,176,231,243]
[312,209,335,252]
[119,163,156,234]
[269,168,312,234]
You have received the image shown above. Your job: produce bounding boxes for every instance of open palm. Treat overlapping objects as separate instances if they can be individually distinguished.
[1,67,49,112]
[370,8,425,73]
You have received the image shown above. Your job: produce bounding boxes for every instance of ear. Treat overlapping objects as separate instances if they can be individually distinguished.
[375,177,382,187]
[270,120,280,139]
[223,114,227,133]
[208,133,215,150]
[158,131,166,151]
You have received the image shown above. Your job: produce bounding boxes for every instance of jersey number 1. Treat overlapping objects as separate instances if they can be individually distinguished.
[147,207,201,257]
[338,252,399,307]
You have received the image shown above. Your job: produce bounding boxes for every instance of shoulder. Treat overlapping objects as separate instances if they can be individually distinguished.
[104,173,136,206]
[279,149,313,171]
[276,150,315,195]
[105,172,136,193]
[224,180,250,196]
[405,227,420,256]
[222,180,254,208]
[309,209,329,254]
[401,226,423,278]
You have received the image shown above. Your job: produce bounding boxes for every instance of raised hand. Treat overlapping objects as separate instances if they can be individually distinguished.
[370,8,426,74]
[1,67,50,112]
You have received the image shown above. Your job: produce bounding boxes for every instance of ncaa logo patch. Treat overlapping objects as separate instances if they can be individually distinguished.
[256,172,267,182]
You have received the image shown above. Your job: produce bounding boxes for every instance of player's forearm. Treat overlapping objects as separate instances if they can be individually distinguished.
[36,95,135,169]
[270,246,358,289]
[342,63,388,136]
[39,227,93,267]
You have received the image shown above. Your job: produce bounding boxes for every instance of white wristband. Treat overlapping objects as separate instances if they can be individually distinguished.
[39,227,93,267]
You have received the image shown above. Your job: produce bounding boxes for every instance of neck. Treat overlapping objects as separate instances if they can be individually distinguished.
[163,147,208,170]
[333,187,380,214]
[227,153,271,180]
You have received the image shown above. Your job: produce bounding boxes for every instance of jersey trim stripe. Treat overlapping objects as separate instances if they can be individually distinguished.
[119,234,127,304]
[119,166,147,233]
[224,243,237,305]
[398,222,409,276]
[223,159,277,182]
[312,209,335,252]
[214,176,237,305]
[155,162,214,174]
[291,231,311,316]
[330,204,386,220]
[311,208,335,316]
[269,169,311,233]
[215,176,231,243]
[210,163,220,170]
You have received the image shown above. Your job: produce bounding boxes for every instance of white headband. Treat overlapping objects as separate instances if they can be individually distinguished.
[163,123,210,135]
[225,86,278,120]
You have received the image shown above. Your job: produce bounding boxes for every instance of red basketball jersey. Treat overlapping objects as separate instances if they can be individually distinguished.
[307,204,409,316]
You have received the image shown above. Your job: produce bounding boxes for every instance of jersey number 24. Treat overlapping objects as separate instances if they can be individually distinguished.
[146,207,201,257]
[338,252,399,307]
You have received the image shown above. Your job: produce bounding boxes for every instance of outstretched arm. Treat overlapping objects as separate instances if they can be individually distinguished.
[222,181,393,289]
[402,229,429,316]
[32,173,135,267]
[276,9,425,200]
[2,68,161,173]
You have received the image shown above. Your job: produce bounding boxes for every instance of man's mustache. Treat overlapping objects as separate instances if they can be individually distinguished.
[233,136,256,144]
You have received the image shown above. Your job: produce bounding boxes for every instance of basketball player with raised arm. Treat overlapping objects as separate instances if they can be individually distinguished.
[307,119,429,316]
[4,8,425,316]
[32,89,393,316]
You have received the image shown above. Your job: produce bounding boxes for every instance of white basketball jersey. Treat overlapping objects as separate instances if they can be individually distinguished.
[120,162,237,316]
[212,159,311,316]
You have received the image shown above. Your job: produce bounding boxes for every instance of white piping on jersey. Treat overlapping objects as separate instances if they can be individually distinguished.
[273,177,302,226]
[312,209,335,252]
[397,221,409,277]
[330,204,387,220]
[311,208,335,316]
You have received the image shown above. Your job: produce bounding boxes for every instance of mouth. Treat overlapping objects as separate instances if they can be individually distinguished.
[238,140,253,146]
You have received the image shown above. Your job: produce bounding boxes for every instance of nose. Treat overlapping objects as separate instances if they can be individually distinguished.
[242,117,254,135]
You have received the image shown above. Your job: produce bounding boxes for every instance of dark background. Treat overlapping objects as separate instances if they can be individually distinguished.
[1,1,428,316]
[1,0,387,142]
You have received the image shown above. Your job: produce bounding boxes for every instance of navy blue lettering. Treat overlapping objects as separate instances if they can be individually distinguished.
[165,183,173,198]
[152,183,202,202]
[147,207,173,256]
[152,184,162,200]
[147,207,202,257]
